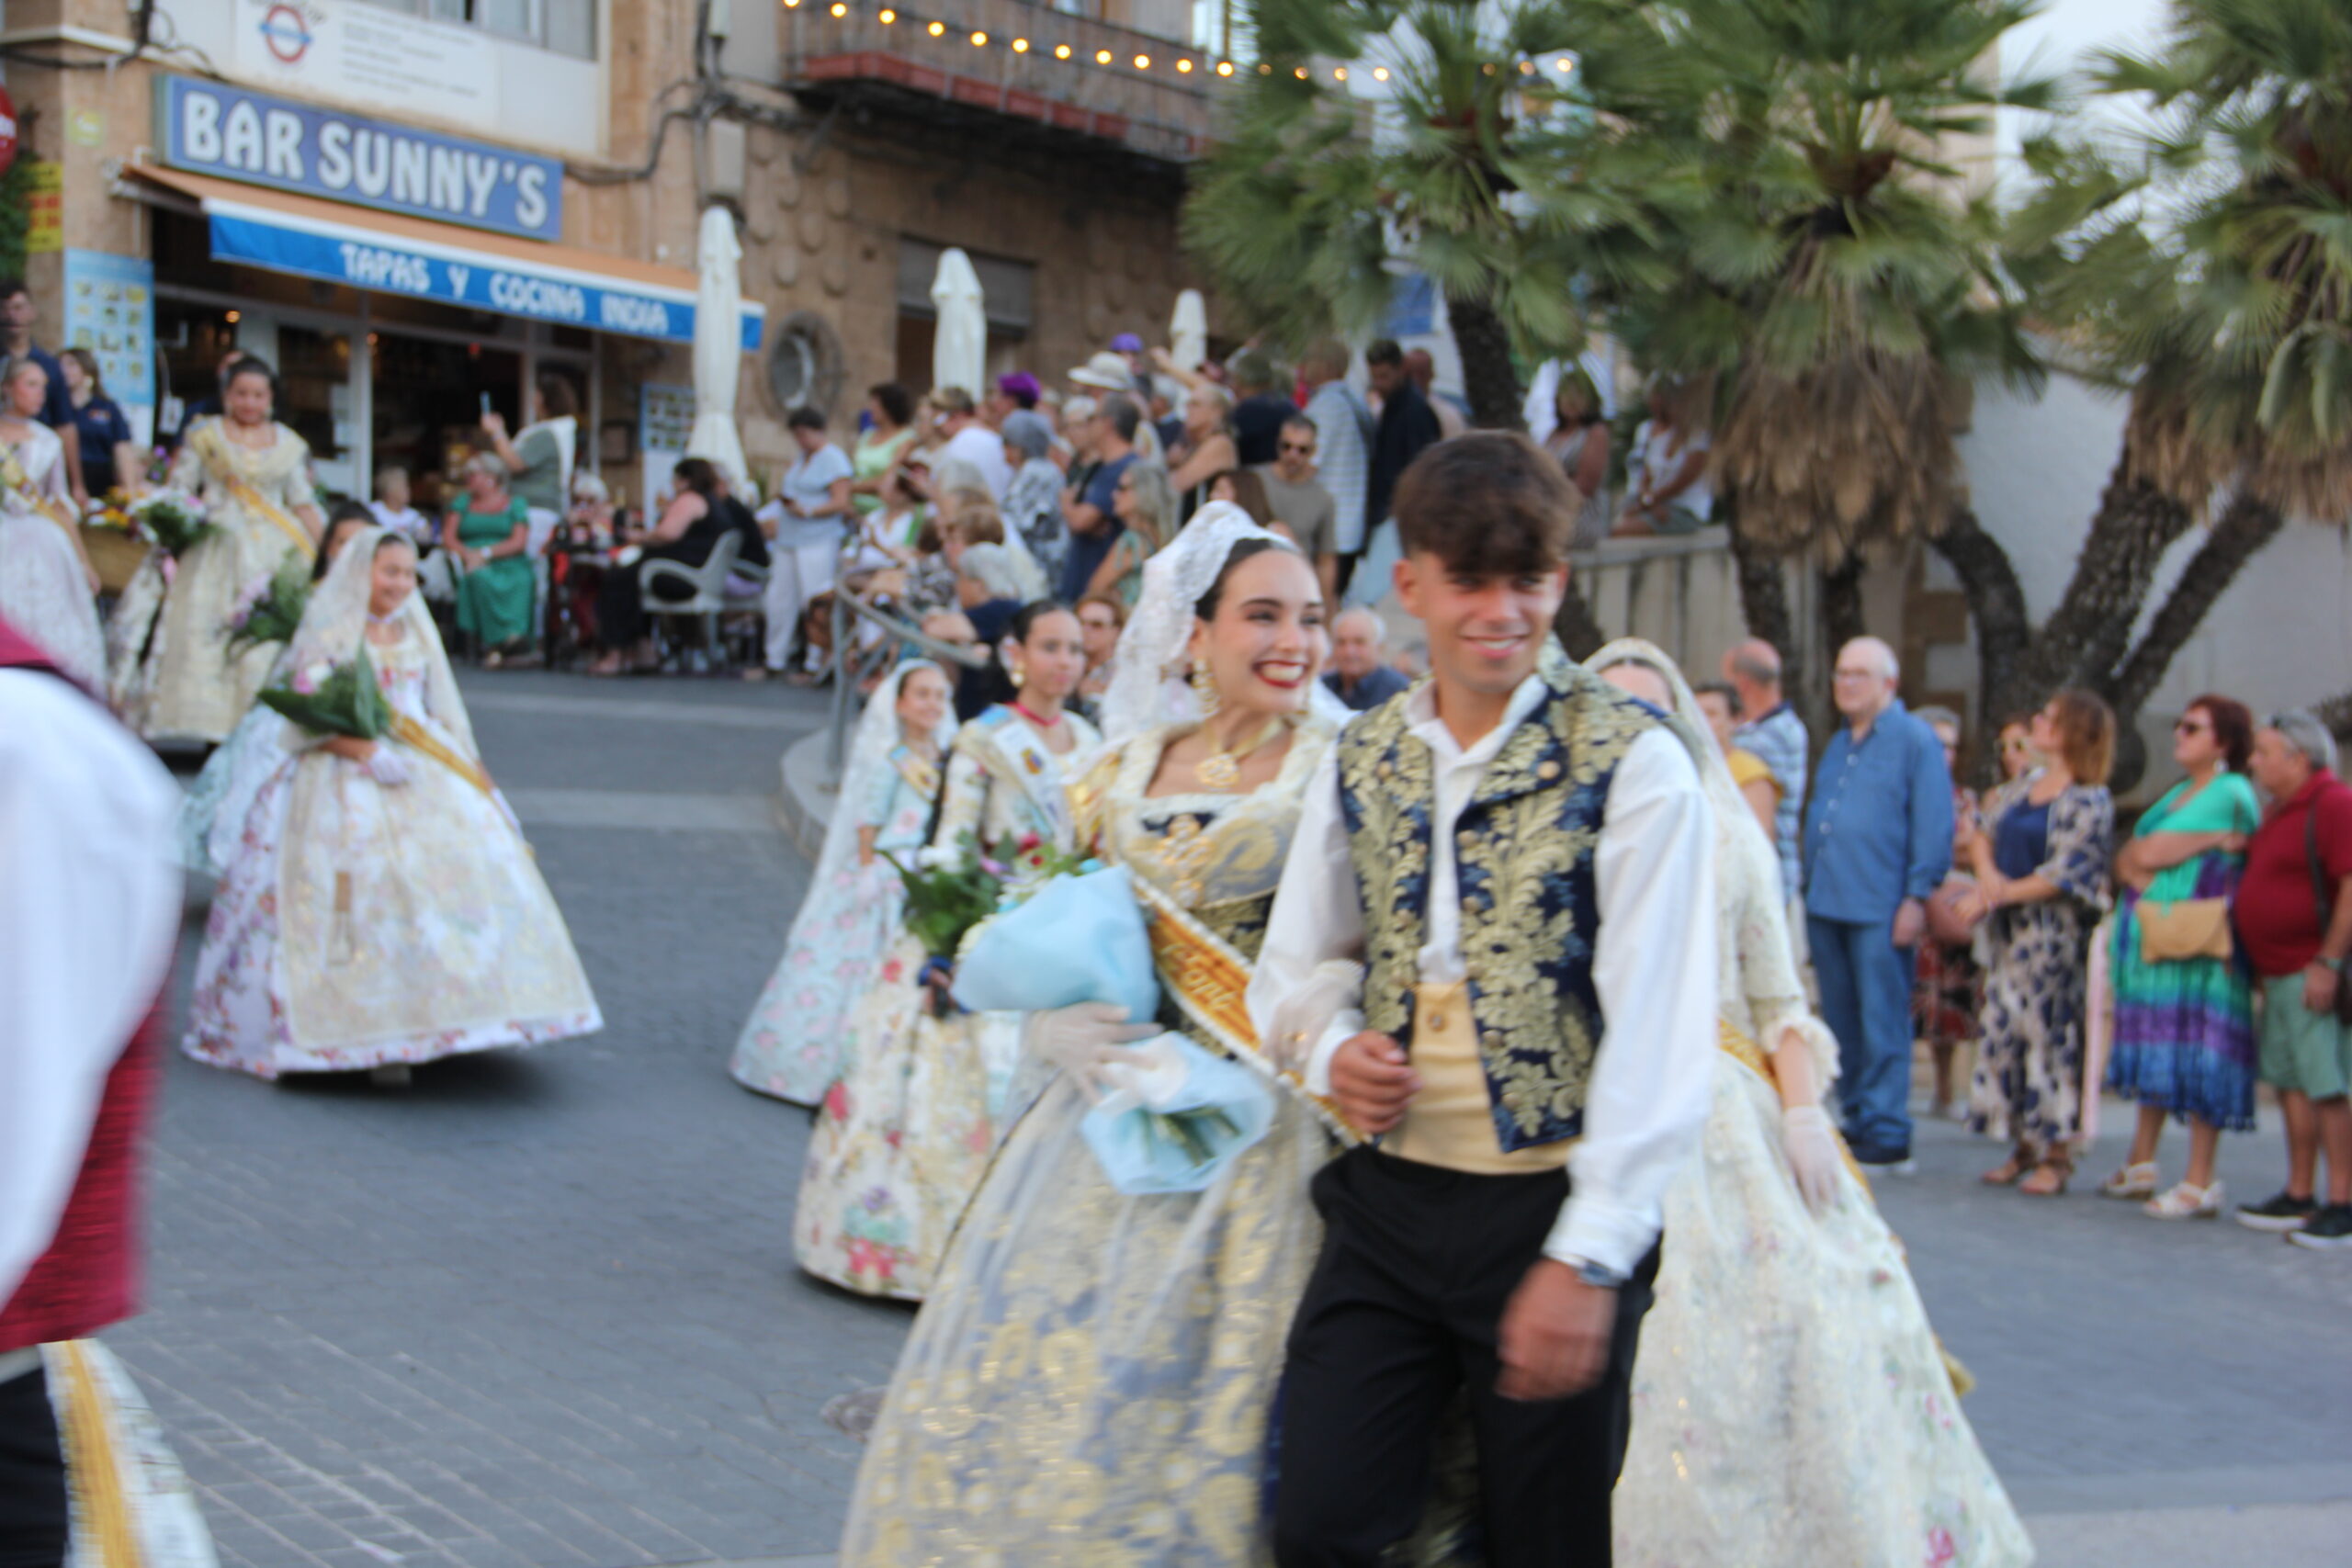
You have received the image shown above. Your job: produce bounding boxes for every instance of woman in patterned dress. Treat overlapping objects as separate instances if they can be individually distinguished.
[2099,694,2263,1218]
[791,602,1102,1301]
[1591,642,2032,1568]
[730,661,956,1102]
[838,513,1342,1563]
[1964,689,2117,1196]
[0,355,104,688]
[185,529,601,1080]
[108,358,324,743]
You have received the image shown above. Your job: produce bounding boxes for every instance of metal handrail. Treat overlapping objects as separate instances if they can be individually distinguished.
[822,582,991,783]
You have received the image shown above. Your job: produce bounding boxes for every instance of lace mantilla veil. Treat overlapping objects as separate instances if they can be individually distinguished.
[287,525,479,761]
[1098,501,1351,745]
[815,660,957,888]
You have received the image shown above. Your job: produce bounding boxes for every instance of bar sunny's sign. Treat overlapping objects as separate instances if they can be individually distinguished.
[157,76,561,243]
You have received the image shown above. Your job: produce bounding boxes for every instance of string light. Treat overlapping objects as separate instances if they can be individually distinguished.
[1012,36,1028,51]
[1095,48,1113,63]
[877,6,892,17]
[1294,65,1307,79]
[1176,58,1193,73]
[971,28,987,44]
[1333,65,1347,81]
[1133,53,1149,69]
[1373,66,1389,81]
[780,3,1268,80]
[927,18,944,35]
[1216,61,1233,76]
[1518,59,1533,74]
[1555,56,1574,72]
[1056,42,1071,58]
[829,2,845,15]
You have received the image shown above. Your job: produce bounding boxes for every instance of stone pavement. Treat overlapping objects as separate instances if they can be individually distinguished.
[111,671,2350,1568]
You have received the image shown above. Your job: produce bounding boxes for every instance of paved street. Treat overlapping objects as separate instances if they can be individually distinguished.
[119,671,2352,1568]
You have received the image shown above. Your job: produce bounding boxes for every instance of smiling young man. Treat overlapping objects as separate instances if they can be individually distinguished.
[1248,433,1716,1566]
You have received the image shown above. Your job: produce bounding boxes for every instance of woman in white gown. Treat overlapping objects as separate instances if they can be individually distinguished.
[1588,639,2032,1568]
[177,505,376,877]
[840,511,1351,1564]
[730,660,956,1102]
[108,356,324,744]
[0,355,104,689]
[185,528,602,1078]
[793,601,1102,1301]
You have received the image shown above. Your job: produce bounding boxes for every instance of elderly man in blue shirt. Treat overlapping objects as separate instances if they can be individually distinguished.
[1804,637,1955,1169]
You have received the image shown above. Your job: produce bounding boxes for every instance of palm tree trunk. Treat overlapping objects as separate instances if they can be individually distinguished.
[1928,504,2032,734]
[1444,292,1526,432]
[1722,499,1799,688]
[2321,690,2352,746]
[1553,576,1607,660]
[1820,555,1867,655]
[2009,460,2195,705]
[2104,492,2287,716]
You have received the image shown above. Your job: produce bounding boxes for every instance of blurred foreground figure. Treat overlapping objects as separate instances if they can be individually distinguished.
[0,615,215,1568]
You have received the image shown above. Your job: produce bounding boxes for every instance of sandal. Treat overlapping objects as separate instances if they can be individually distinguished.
[2143,1179,2225,1220]
[1981,1153,2034,1187]
[2100,1161,2161,1200]
[2019,1156,2073,1197]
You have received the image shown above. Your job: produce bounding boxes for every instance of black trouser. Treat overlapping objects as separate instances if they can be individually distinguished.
[594,541,710,651]
[0,1365,67,1568]
[1272,1146,1659,1568]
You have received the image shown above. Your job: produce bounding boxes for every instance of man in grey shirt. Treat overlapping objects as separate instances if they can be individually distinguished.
[1252,412,1340,604]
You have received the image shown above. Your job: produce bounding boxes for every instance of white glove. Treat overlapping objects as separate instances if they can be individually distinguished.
[364,747,413,786]
[1781,1105,1842,1213]
[1023,1002,1159,1100]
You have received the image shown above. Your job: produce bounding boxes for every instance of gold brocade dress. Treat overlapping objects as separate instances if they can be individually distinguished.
[840,720,1339,1567]
[107,417,314,743]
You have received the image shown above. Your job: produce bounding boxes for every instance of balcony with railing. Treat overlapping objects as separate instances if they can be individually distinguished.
[779,0,1227,165]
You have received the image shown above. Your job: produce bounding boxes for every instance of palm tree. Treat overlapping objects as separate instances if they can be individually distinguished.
[1183,0,1591,431]
[1951,0,2351,772]
[1544,0,2052,668]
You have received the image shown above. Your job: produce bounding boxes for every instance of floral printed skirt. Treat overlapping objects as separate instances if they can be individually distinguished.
[730,859,906,1105]
[791,934,1021,1302]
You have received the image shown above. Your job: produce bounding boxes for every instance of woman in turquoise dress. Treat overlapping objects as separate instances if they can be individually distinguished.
[730,661,956,1102]
[446,452,536,662]
[2099,694,2263,1218]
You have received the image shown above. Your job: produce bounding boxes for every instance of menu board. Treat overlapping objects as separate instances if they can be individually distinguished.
[638,382,695,498]
[62,250,158,444]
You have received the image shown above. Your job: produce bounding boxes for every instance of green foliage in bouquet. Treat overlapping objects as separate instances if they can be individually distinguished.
[257,646,392,739]
[227,558,313,654]
[881,833,1006,962]
[132,495,220,557]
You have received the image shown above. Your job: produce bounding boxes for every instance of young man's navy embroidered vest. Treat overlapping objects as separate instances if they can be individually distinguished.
[1336,642,1662,1153]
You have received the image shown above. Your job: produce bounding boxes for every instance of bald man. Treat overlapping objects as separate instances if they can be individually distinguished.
[1802,637,1953,1171]
[1322,606,1408,711]
[1722,637,1807,896]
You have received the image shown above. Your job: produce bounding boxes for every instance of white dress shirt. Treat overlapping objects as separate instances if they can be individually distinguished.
[944,423,1013,502]
[0,671,183,1308]
[1247,673,1717,1276]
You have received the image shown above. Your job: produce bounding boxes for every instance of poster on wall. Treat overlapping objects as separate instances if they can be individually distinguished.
[25,163,63,254]
[233,0,499,133]
[62,251,159,447]
[638,383,695,498]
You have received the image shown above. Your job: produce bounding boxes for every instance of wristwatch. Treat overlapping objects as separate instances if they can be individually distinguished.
[1557,1255,1626,1291]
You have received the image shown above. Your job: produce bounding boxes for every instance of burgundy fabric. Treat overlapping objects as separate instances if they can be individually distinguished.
[2240,769,2352,978]
[0,611,159,1350]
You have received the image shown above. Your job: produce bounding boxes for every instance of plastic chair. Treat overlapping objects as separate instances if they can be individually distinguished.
[641,532,743,670]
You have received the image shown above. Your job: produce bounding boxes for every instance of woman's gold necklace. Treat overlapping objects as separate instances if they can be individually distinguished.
[1194,716,1286,790]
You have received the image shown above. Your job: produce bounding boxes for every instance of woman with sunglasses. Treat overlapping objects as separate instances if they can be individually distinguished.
[2100,696,2263,1217]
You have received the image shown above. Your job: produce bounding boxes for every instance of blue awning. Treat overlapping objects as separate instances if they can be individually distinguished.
[137,164,763,352]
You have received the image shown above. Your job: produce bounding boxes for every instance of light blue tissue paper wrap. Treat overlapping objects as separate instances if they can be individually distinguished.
[1079,1037,1277,1194]
[950,864,1160,1023]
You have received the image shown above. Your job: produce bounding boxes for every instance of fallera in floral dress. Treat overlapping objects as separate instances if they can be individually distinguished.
[791,703,1098,1300]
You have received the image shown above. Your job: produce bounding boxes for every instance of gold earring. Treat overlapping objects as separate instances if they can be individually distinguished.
[1190,657,1220,716]
[1010,662,1025,689]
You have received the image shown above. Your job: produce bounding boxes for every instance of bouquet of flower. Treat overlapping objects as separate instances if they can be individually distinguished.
[256,647,392,739]
[128,490,218,557]
[227,558,313,654]
[84,488,137,528]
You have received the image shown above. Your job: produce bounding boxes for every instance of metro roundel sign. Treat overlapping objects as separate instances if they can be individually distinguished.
[0,87,17,179]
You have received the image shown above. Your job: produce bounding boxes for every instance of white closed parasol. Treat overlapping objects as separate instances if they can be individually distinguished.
[685,204,750,491]
[1168,288,1207,373]
[930,247,987,400]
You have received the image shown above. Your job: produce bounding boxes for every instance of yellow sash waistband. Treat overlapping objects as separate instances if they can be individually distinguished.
[390,714,495,799]
[196,428,315,560]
